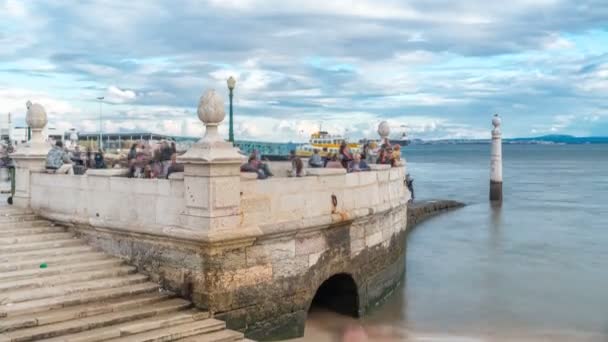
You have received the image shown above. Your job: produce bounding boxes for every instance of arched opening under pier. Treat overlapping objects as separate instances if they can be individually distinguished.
[309,273,360,317]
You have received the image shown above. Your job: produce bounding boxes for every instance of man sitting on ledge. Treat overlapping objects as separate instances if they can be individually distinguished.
[46,140,74,175]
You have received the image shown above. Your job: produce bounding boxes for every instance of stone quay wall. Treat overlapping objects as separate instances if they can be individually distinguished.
[14,94,411,340]
[26,163,410,340]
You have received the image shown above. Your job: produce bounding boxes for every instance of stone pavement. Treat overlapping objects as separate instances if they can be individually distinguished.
[0,206,253,342]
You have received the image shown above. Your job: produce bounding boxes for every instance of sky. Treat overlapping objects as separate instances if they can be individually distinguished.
[1,0,607,142]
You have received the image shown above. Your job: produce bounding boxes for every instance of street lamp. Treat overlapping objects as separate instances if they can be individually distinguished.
[96,96,104,149]
[227,76,236,143]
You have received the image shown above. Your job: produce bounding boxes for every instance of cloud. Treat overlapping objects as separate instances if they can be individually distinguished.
[1,1,608,140]
[105,86,137,104]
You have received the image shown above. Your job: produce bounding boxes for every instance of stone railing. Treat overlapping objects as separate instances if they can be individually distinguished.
[11,94,409,244]
[29,170,186,238]
[240,163,407,234]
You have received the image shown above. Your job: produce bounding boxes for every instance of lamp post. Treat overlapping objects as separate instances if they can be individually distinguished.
[227,76,236,143]
[96,96,104,149]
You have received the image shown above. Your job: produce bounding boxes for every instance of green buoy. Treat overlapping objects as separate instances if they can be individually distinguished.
[40,263,47,269]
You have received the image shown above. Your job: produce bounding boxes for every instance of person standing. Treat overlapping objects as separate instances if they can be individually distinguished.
[160,140,173,178]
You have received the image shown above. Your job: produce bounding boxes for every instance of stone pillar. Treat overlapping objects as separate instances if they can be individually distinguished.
[178,89,261,241]
[490,114,503,202]
[10,101,50,208]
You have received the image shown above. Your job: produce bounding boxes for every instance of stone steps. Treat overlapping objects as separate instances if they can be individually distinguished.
[40,310,214,342]
[179,330,245,342]
[0,213,251,342]
[0,293,173,333]
[0,251,111,272]
[0,220,53,229]
[0,265,138,292]
[0,258,125,282]
[1,299,192,342]
[0,238,83,254]
[0,232,76,245]
[0,209,33,217]
[0,226,67,237]
[0,214,40,223]
[0,245,94,263]
[104,319,226,342]
[4,274,150,304]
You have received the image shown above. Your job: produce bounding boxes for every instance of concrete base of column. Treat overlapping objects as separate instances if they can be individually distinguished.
[490,181,503,202]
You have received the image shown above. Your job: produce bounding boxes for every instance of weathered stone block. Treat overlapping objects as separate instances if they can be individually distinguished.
[184,176,209,209]
[295,234,326,256]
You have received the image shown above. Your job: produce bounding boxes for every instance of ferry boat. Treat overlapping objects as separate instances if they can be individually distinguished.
[296,131,361,157]
[391,131,410,146]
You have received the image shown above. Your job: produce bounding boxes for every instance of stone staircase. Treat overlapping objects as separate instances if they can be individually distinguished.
[0,207,253,342]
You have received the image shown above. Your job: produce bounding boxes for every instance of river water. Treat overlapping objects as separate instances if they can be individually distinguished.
[297,144,608,341]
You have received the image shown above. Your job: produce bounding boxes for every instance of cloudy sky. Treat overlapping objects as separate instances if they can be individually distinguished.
[1,0,607,141]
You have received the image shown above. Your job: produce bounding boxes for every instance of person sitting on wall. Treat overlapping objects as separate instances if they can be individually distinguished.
[376,146,394,166]
[325,153,343,168]
[166,152,184,179]
[159,140,173,178]
[127,143,138,178]
[348,153,370,173]
[289,150,304,177]
[46,140,74,175]
[241,153,273,179]
[339,142,353,169]
[392,144,401,163]
[94,150,106,169]
[308,149,324,168]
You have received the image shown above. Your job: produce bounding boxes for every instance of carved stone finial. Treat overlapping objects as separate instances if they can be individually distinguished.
[378,121,390,140]
[492,114,501,128]
[197,90,225,126]
[194,89,225,142]
[25,101,48,130]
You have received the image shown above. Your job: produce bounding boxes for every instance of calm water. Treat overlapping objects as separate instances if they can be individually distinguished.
[301,144,608,341]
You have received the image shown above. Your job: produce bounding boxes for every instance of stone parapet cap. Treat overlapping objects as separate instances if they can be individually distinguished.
[368,164,391,171]
[306,168,347,176]
[168,172,184,180]
[240,172,258,180]
[85,168,130,177]
[178,141,245,165]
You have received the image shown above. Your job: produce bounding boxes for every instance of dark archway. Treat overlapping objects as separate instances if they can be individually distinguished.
[309,273,360,317]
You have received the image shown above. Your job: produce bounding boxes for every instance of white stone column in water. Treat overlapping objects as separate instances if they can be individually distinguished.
[10,101,51,208]
[490,114,503,202]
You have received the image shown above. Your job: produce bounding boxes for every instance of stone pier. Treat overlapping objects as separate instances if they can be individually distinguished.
[9,90,412,340]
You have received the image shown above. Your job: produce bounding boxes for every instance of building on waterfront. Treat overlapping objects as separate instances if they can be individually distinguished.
[234,140,299,160]
[76,131,178,150]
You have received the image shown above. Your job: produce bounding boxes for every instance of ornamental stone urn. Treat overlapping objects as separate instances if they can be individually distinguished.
[378,121,391,145]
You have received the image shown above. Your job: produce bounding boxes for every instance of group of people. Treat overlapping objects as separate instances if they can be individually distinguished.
[308,141,402,173]
[127,140,182,179]
[46,141,106,175]
[240,141,403,180]
[44,139,183,179]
